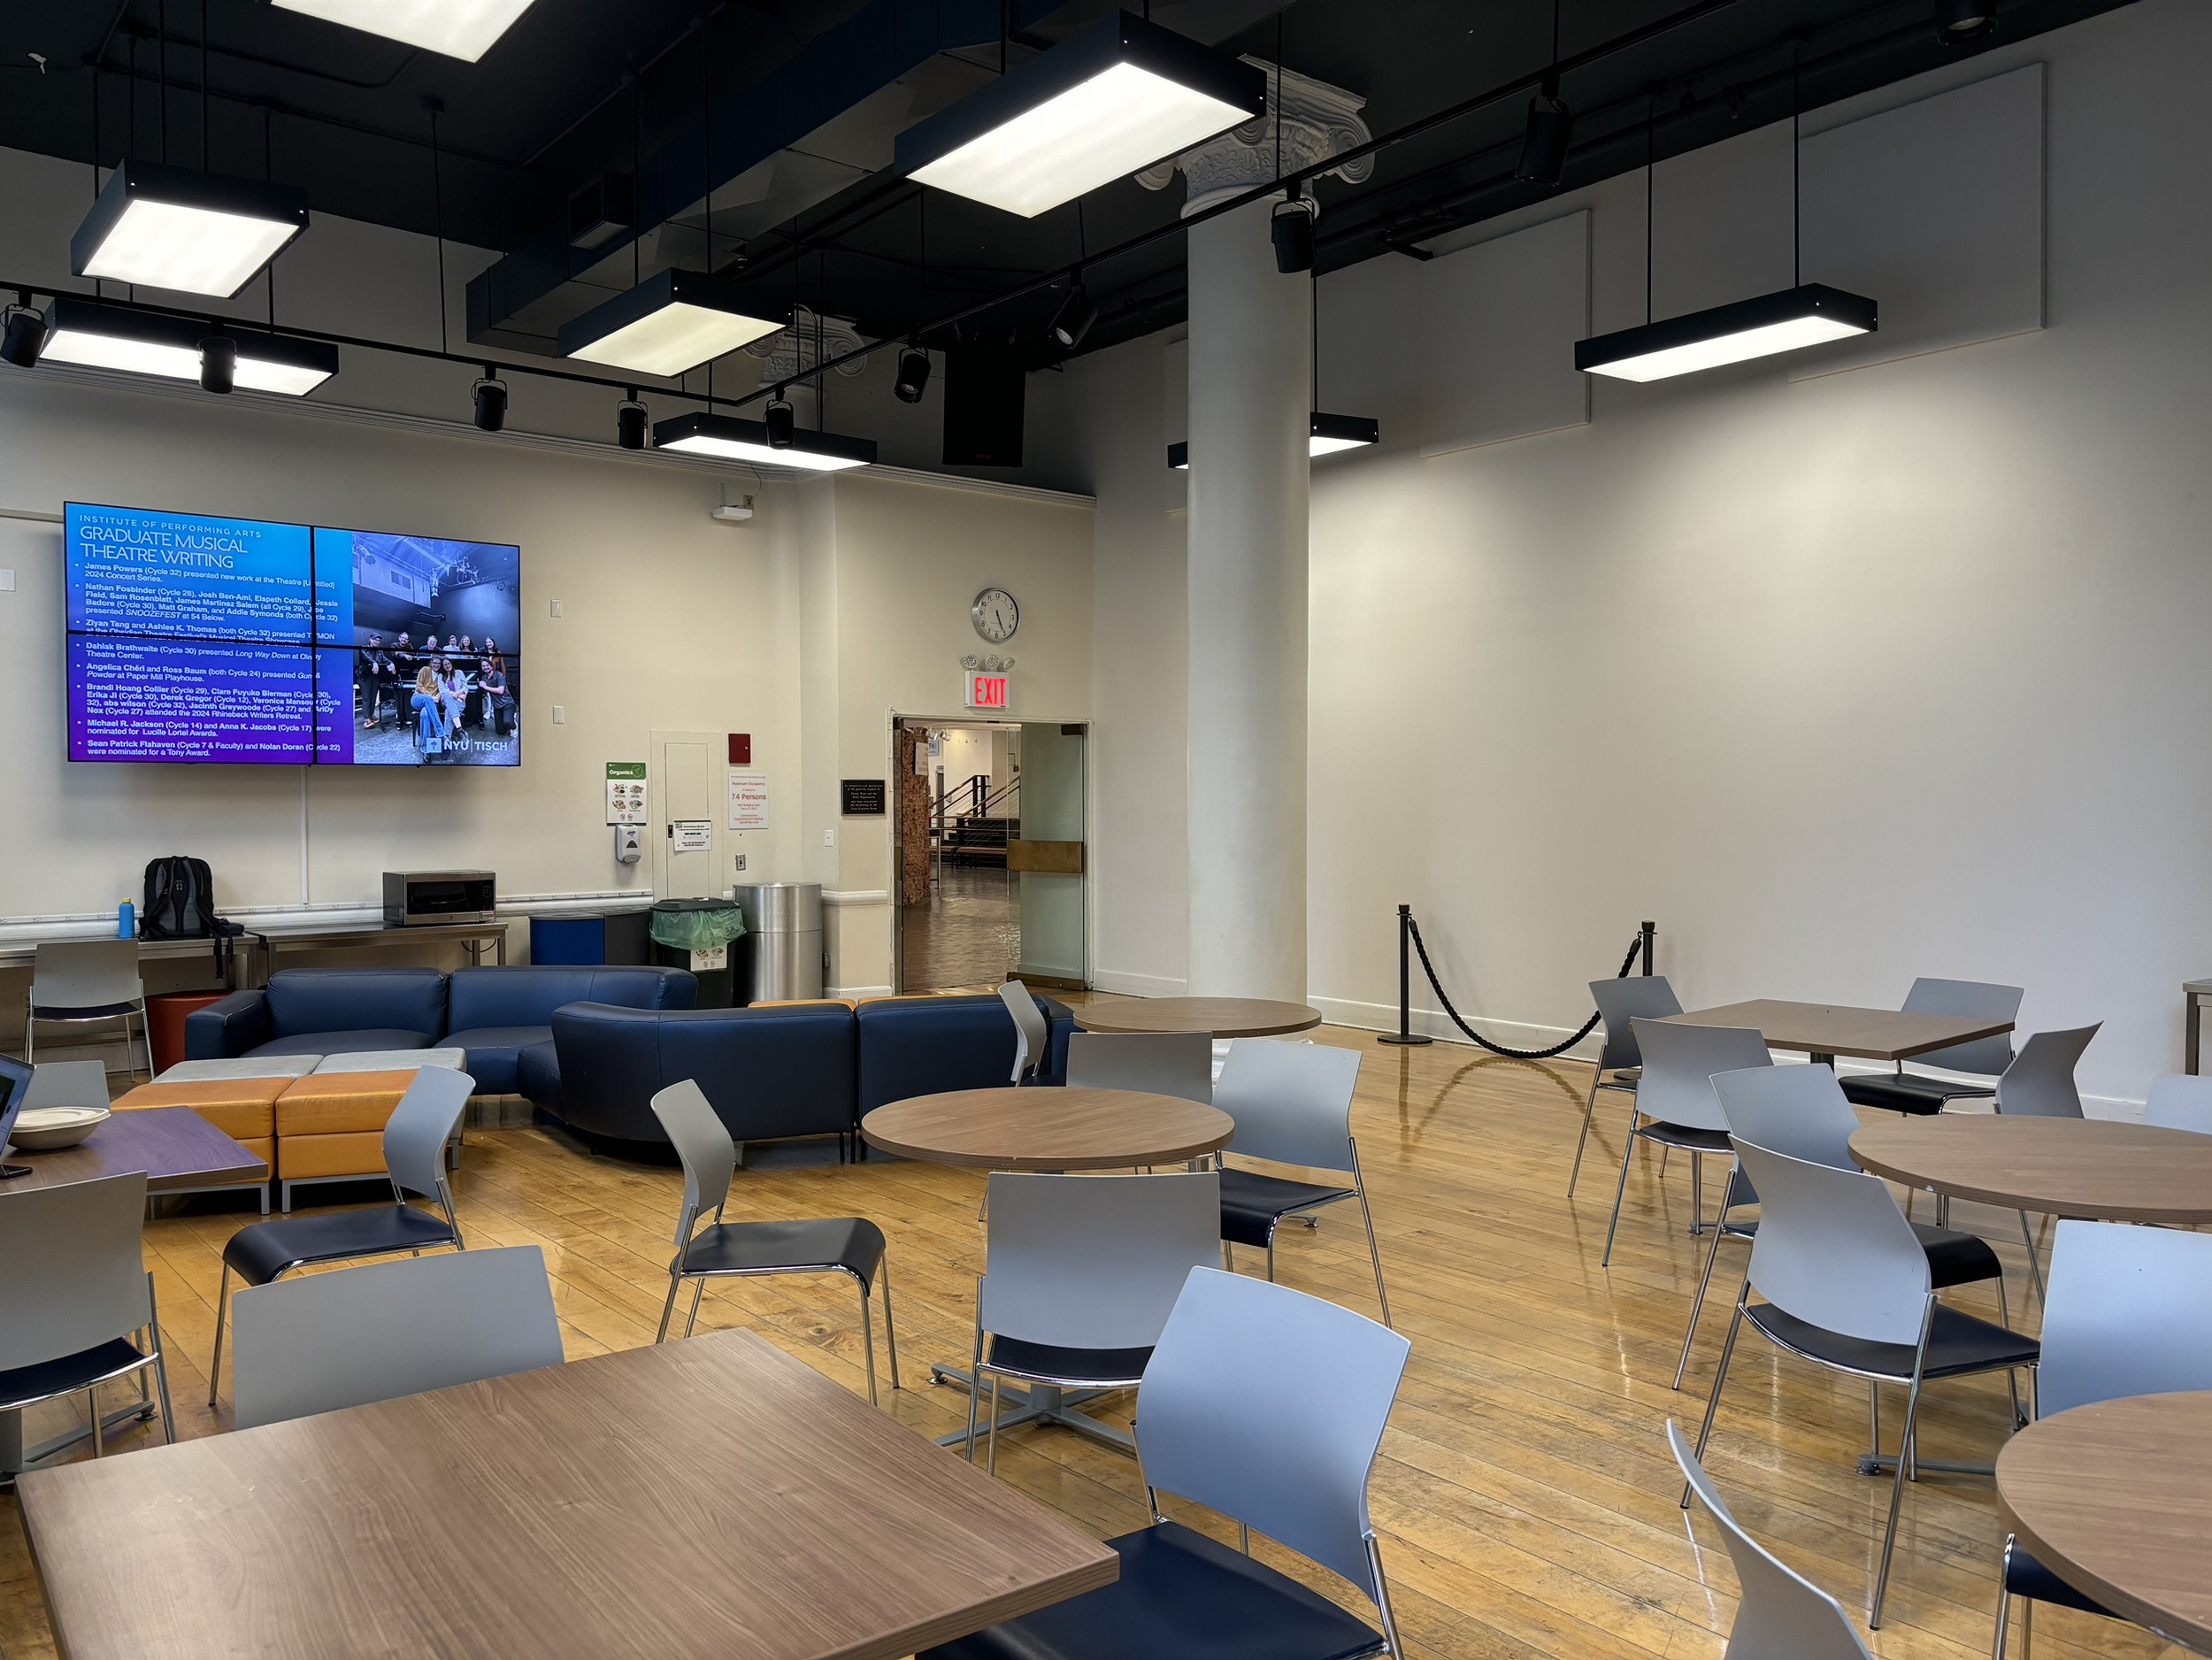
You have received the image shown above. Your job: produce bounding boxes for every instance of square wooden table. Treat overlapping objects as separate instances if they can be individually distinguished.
[1662,998,2014,1067]
[17,1326,1119,1660]
[3,1103,269,1195]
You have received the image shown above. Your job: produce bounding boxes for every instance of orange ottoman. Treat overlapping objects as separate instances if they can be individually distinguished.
[275,1071,419,1211]
[111,1079,281,1210]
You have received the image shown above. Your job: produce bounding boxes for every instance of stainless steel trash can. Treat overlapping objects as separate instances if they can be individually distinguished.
[733,883,824,1003]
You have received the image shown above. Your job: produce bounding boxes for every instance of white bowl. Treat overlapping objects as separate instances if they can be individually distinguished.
[9,1106,111,1150]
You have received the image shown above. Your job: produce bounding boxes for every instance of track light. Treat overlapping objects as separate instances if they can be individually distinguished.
[617,391,648,450]
[72,160,309,299]
[894,345,931,403]
[1048,285,1097,350]
[1516,76,1573,187]
[472,368,508,433]
[1272,193,1317,274]
[764,395,796,450]
[0,293,44,368]
[1934,0,1996,42]
[199,332,237,395]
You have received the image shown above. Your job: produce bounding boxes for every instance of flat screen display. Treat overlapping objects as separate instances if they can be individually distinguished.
[65,503,520,766]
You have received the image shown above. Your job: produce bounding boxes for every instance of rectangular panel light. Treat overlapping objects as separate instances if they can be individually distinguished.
[273,0,539,62]
[559,270,788,379]
[1576,284,1878,382]
[653,411,876,473]
[896,12,1266,218]
[72,161,310,300]
[1167,413,1379,470]
[42,298,339,396]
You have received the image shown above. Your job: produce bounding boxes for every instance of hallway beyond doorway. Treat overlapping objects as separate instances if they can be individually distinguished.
[899,865,1019,993]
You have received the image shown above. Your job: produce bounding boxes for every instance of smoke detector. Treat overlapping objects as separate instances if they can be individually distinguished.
[711,492,757,525]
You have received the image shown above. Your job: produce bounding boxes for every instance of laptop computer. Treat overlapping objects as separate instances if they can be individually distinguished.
[0,1053,34,1177]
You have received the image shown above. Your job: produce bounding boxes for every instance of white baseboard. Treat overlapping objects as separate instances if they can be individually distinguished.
[828,983,895,1000]
[1090,969,1190,997]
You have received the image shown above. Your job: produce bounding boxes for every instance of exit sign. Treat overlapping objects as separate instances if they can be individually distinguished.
[964,672,1009,710]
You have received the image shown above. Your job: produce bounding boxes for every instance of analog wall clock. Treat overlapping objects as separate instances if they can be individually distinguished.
[972,587,1019,643]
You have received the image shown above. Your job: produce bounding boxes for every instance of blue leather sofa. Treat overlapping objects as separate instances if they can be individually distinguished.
[518,992,1075,1153]
[186,965,698,1093]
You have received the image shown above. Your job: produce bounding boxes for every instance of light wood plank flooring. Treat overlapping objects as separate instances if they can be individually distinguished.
[0,1027,2182,1658]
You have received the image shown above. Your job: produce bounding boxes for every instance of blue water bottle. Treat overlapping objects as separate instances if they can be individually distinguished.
[119,900,134,940]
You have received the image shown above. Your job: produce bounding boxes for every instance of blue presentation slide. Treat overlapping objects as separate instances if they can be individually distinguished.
[68,637,315,765]
[66,504,313,643]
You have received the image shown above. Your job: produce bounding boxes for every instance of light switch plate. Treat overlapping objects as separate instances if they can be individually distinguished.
[733,853,748,871]
[549,599,563,617]
[823,828,835,846]
[551,705,565,724]
[0,569,15,591]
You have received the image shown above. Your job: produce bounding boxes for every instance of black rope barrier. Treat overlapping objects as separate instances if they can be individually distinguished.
[1379,905,1654,1060]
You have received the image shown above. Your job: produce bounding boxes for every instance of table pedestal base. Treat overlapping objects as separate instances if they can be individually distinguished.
[1855,1452,1995,1479]
[928,1364,1136,1454]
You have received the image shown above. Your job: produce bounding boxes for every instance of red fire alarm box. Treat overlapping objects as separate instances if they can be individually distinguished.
[728,733,751,765]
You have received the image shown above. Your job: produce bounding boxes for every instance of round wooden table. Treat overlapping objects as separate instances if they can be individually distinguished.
[861,1087,1234,1170]
[1996,1391,2212,1653]
[1071,996,1323,1039]
[1848,1117,2212,1223]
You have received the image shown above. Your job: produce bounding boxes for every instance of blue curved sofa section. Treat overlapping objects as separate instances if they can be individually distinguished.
[520,992,1076,1151]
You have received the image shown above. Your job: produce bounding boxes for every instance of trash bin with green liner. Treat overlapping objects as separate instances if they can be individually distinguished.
[649,897,748,1009]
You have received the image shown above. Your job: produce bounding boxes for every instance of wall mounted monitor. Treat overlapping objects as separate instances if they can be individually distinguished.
[65,503,521,767]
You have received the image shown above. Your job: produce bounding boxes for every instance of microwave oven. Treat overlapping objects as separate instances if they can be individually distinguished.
[382,872,498,926]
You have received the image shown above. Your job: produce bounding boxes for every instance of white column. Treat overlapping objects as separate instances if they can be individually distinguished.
[1143,60,1370,1002]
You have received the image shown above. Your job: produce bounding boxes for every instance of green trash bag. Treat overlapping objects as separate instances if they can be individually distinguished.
[649,899,749,952]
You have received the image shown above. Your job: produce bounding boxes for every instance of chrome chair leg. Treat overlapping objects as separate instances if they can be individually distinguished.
[1265,1237,1277,1282]
[1366,1535,1406,1660]
[654,1272,684,1343]
[1991,1542,2014,1660]
[857,1279,879,1407]
[682,1276,707,1338]
[146,1277,174,1444]
[89,1384,104,1457]
[964,1321,986,1463]
[1870,1364,1927,1628]
[1601,1116,1642,1266]
[1673,1190,1737,1389]
[1567,1066,1604,1196]
[1685,1299,1747,1505]
[1689,1151,1703,1236]
[878,1257,902,1392]
[1356,1185,1393,1329]
[2017,1211,2047,1304]
[207,1261,232,1406]
[986,1373,1003,1475]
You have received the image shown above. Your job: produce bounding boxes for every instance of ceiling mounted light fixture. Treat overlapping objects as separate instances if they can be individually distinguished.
[199,331,237,395]
[1048,284,1097,350]
[1934,0,1997,43]
[894,345,931,403]
[1516,77,1573,187]
[1272,194,1317,274]
[1308,411,1379,455]
[617,391,649,450]
[1575,283,1876,380]
[896,11,1266,218]
[764,394,796,450]
[39,297,337,394]
[473,368,508,433]
[271,0,540,63]
[72,160,309,299]
[558,268,787,380]
[653,411,876,473]
[1,292,45,368]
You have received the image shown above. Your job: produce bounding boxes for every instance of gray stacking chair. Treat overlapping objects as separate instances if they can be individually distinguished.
[1688,1138,2039,1628]
[1213,1039,1390,1325]
[1839,978,2021,1117]
[966,1170,1221,1470]
[1993,1219,2212,1658]
[1993,1023,2101,1300]
[229,1244,564,1430]
[1570,974,1682,1196]
[2144,1072,2212,1134]
[208,1066,472,1408]
[921,1267,1412,1660]
[0,1172,175,1464]
[999,980,1050,1083]
[1671,1420,1876,1659]
[24,1058,115,1111]
[649,1079,899,1404]
[1064,1031,1212,1103]
[1678,1064,2008,1390]
[1601,1020,1770,1267]
[25,940,151,1077]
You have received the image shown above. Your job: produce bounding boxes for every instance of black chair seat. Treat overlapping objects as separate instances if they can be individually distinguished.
[0,1338,153,1414]
[223,1204,459,1287]
[677,1216,885,1281]
[920,1521,1387,1660]
[984,1335,1153,1389]
[1635,1122,1733,1155]
[1719,1219,2000,1288]
[1839,1073,1995,1116]
[29,999,140,1022]
[1744,1299,2038,1382]
[1219,1168,1356,1248]
[2004,1540,2117,1619]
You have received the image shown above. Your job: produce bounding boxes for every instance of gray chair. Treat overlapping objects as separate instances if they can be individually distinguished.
[1994,1024,2102,1300]
[1839,978,2022,1117]
[1601,1020,1771,1267]
[0,1172,175,1468]
[1570,974,1681,1196]
[999,980,1049,1083]
[1687,1138,2039,1627]
[967,1169,1222,1470]
[230,1244,564,1429]
[208,1066,473,1408]
[649,1079,899,1404]
[1678,1064,2008,1391]
[1993,1219,2212,1657]
[1214,1039,1390,1326]
[1064,1031,1212,1103]
[25,940,151,1077]
[2144,1072,2212,1134]
[1670,1421,1875,1659]
[922,1266,1412,1660]
[23,1058,114,1111]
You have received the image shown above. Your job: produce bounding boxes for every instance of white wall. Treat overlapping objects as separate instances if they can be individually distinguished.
[1073,0,2212,1105]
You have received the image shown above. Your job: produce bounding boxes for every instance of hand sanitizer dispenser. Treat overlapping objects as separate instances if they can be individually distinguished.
[614,824,643,865]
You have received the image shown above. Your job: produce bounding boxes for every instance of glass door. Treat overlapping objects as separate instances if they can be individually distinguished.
[1010,722,1086,988]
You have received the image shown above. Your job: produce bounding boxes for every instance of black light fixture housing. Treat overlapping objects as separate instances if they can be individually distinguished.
[1167,441,1188,470]
[617,391,649,450]
[1048,285,1097,350]
[199,331,237,395]
[1934,0,1997,42]
[894,345,931,403]
[1272,194,1318,274]
[1308,411,1380,455]
[71,159,311,300]
[1516,76,1574,188]
[653,411,877,472]
[764,394,796,449]
[1575,284,1878,380]
[37,296,337,393]
[0,291,44,368]
[557,268,788,378]
[472,368,508,433]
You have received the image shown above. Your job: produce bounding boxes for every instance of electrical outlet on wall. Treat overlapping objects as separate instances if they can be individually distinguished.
[549,599,563,617]
[734,853,748,872]
[823,828,835,847]
[0,570,15,592]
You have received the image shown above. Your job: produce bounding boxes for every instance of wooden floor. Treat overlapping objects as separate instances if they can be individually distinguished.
[900,864,1021,991]
[1,1028,2184,1659]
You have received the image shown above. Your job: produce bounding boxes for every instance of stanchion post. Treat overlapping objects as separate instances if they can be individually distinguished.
[1640,920,1655,976]
[1379,903,1434,1047]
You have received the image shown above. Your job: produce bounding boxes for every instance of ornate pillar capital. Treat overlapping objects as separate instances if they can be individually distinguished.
[743,304,872,384]
[1136,58,1372,218]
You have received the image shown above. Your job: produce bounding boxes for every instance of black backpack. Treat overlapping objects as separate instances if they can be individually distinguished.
[142,857,218,939]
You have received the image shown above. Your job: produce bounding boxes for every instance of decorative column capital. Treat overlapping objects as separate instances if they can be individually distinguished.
[744,304,871,383]
[1136,58,1372,218]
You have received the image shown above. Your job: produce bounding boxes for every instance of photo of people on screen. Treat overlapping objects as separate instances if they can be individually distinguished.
[346,534,519,766]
